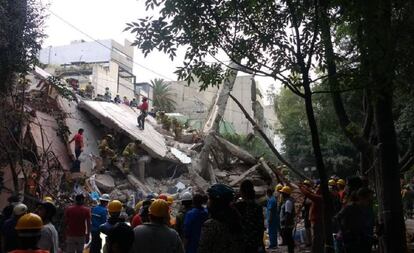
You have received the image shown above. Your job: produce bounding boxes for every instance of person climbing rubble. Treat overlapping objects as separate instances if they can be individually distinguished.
[36,201,59,253]
[10,213,48,253]
[137,97,149,130]
[129,98,138,107]
[64,194,91,253]
[99,134,116,171]
[279,186,295,253]
[69,128,84,160]
[122,140,149,177]
[90,194,110,253]
[123,96,130,105]
[104,87,112,102]
[131,199,184,253]
[1,203,28,252]
[114,95,121,104]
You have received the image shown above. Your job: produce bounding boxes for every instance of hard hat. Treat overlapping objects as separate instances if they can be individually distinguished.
[13,203,28,216]
[279,186,292,195]
[158,194,168,201]
[337,179,346,186]
[275,184,283,192]
[328,179,336,186]
[303,180,312,186]
[149,199,170,218]
[167,196,174,205]
[99,194,111,202]
[15,213,43,230]
[135,200,144,212]
[207,184,235,203]
[181,192,193,202]
[43,196,54,203]
[108,200,123,213]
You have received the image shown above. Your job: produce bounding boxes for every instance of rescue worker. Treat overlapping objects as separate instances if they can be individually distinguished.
[36,201,59,253]
[10,213,48,253]
[329,179,342,214]
[302,180,312,247]
[64,194,91,253]
[122,140,148,176]
[279,186,295,253]
[131,201,143,228]
[137,97,149,130]
[337,179,346,204]
[122,96,130,105]
[106,223,134,253]
[175,191,192,238]
[1,203,28,252]
[234,180,265,253]
[183,194,208,253]
[198,184,243,253]
[90,194,110,253]
[131,199,184,253]
[100,200,125,236]
[69,128,84,160]
[299,183,323,253]
[266,187,279,249]
[99,134,116,171]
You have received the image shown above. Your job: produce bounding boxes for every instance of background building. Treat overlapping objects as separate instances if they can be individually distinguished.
[39,39,137,100]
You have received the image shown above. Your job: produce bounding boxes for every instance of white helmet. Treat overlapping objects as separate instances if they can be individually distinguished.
[99,194,111,202]
[13,203,28,216]
[181,192,193,202]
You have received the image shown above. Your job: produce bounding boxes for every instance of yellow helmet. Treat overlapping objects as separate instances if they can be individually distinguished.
[149,199,170,218]
[135,200,144,212]
[43,196,54,203]
[275,184,283,192]
[303,180,312,186]
[108,200,123,213]
[15,213,43,230]
[167,196,174,206]
[279,186,292,195]
[328,179,336,186]
[337,179,346,186]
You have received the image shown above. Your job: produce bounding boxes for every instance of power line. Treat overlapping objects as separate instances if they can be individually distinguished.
[46,9,175,81]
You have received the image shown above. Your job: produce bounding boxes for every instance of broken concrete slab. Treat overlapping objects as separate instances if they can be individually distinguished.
[79,101,168,158]
[57,97,102,175]
[94,174,115,192]
[29,111,72,171]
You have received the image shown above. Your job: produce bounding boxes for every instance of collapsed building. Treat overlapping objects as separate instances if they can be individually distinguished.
[0,66,294,212]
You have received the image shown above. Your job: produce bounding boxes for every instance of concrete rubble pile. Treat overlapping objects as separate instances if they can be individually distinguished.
[1,66,290,212]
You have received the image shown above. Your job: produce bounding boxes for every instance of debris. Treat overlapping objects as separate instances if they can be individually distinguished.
[230,164,261,187]
[170,148,191,164]
[94,174,115,192]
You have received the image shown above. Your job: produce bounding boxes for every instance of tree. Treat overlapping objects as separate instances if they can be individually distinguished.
[275,87,360,177]
[151,78,177,112]
[0,0,46,93]
[126,1,337,250]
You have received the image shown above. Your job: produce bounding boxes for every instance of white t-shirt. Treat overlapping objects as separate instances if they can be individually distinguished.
[38,222,59,253]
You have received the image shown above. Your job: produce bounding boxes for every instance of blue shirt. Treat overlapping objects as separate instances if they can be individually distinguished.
[266,196,278,224]
[183,207,208,253]
[91,205,108,232]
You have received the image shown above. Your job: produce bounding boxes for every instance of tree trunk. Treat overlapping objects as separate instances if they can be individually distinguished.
[302,82,334,253]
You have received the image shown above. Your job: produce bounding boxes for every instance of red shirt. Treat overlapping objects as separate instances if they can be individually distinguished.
[138,101,148,112]
[73,133,84,149]
[64,205,91,237]
[131,214,142,228]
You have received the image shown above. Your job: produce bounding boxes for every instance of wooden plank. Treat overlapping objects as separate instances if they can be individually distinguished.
[230,164,261,187]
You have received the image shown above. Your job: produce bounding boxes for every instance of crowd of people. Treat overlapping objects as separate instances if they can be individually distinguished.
[0,174,377,253]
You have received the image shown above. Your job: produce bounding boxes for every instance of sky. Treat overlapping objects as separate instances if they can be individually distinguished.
[41,0,276,97]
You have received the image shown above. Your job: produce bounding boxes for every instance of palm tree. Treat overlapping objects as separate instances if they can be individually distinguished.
[151,78,176,112]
